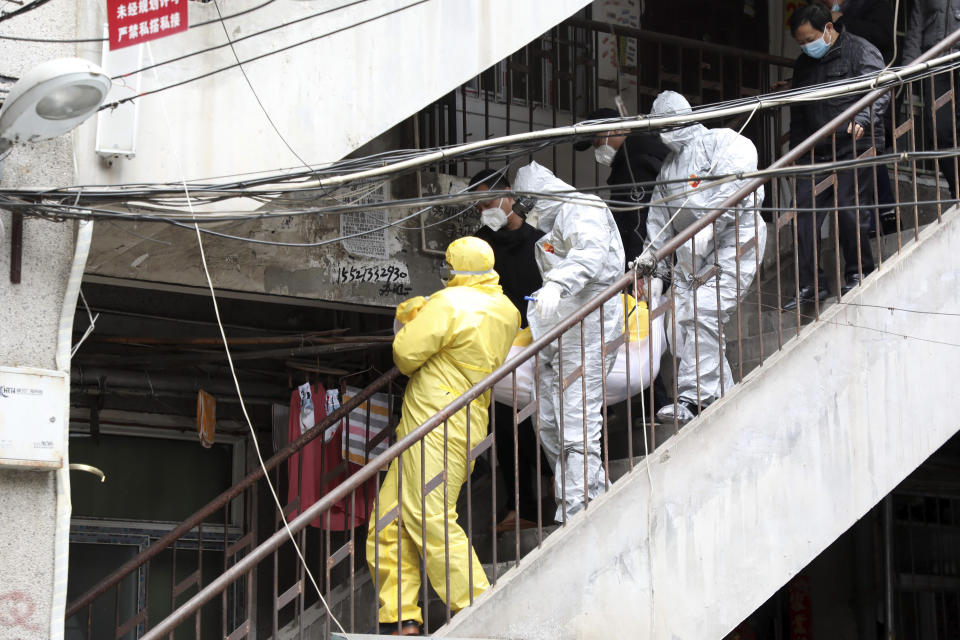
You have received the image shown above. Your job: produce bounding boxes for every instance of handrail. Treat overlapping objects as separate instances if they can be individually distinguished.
[564,17,796,68]
[137,26,960,639]
[65,366,401,618]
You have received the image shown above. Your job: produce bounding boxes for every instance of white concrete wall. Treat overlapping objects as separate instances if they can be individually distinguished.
[73,0,593,186]
[439,208,960,640]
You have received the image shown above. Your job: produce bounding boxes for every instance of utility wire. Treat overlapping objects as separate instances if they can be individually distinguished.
[0,0,277,41]
[211,0,312,170]
[115,0,372,82]
[143,39,348,636]
[0,0,51,22]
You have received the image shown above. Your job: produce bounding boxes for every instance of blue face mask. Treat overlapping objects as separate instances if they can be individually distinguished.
[832,2,841,10]
[801,31,831,59]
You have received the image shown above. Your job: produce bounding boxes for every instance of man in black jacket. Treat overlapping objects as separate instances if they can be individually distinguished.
[903,0,960,198]
[783,3,889,310]
[470,169,548,530]
[575,108,670,269]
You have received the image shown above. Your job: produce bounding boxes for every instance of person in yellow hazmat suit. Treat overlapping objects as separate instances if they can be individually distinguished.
[367,236,520,635]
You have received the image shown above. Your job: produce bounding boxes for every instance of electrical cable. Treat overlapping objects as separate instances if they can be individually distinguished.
[10,139,957,221]
[0,0,51,23]
[4,63,950,208]
[757,301,960,350]
[0,0,277,41]
[116,0,373,82]
[211,0,313,169]
[143,40,347,636]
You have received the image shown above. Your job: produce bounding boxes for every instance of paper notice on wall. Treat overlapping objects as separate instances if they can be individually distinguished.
[339,183,390,259]
[597,0,642,93]
[341,211,389,258]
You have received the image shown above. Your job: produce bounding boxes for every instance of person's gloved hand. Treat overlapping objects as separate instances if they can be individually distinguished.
[693,223,715,258]
[535,281,563,317]
[647,277,663,303]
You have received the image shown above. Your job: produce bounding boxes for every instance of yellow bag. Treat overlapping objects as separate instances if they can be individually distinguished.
[621,294,649,344]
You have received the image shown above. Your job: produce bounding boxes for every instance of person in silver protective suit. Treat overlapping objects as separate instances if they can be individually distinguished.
[644,91,767,425]
[519,161,625,522]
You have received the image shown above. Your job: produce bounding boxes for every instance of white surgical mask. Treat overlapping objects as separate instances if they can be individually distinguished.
[481,199,509,231]
[594,144,616,166]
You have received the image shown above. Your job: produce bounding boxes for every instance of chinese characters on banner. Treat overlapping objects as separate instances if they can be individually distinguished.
[107,0,188,50]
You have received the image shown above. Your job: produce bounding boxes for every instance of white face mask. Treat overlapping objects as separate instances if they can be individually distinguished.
[481,199,509,231]
[594,143,616,166]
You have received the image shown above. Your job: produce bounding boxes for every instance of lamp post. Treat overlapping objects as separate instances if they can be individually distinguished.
[0,57,110,282]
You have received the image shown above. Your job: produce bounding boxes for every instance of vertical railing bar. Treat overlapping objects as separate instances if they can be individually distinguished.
[534,351,543,547]
[929,72,943,222]
[644,271,656,450]
[754,194,763,366]
[691,237,702,414]
[774,177,783,350]
[600,299,611,484]
[670,278,679,432]
[557,334,567,525]
[580,318,588,510]
[869,105,882,270]
[908,85,921,241]
[419,432,428,634]
[442,419,451,624]
[890,87,903,253]
[512,370,522,565]
[950,71,959,206]
[832,132,842,305]
[790,174,800,337]
[466,404,474,605]
[852,116,864,287]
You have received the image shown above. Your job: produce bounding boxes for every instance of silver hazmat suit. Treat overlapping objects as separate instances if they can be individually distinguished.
[646,91,767,409]
[518,161,625,522]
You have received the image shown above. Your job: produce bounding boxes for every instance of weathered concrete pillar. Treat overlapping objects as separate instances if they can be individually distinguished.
[0,1,81,638]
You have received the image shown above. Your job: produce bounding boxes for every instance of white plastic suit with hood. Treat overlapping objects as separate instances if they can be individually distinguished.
[517,161,624,522]
[646,91,766,417]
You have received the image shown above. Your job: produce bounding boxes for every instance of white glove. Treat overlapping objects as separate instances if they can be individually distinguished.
[535,281,563,318]
[676,223,715,267]
[647,277,663,303]
[693,223,715,259]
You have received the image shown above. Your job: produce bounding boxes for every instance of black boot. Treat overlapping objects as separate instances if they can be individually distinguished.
[782,285,829,311]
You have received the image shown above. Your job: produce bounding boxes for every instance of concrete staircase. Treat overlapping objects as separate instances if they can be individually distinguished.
[431,208,960,639]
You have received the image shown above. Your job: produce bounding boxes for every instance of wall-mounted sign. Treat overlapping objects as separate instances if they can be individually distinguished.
[107,0,188,51]
[0,367,68,470]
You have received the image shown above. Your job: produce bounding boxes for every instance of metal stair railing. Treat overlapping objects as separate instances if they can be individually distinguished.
[81,26,960,640]
[65,368,401,638]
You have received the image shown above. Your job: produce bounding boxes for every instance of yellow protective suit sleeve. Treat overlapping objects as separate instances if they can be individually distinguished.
[395,296,429,326]
[393,295,453,377]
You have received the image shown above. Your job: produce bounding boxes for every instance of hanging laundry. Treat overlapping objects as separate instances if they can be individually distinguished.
[286,383,376,531]
[342,386,393,467]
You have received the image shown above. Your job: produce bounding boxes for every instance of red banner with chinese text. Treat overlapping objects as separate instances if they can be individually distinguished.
[107,0,188,51]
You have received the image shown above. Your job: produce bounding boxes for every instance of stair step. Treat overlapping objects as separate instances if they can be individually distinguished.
[471,523,559,564]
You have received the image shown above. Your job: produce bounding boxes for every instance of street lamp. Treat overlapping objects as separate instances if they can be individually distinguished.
[0,57,111,153]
